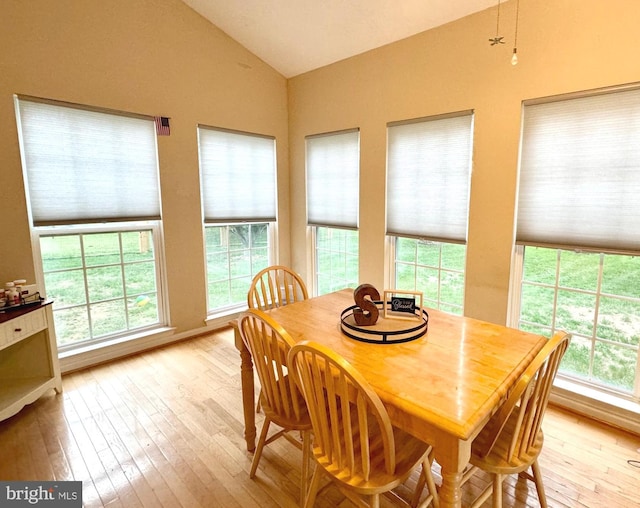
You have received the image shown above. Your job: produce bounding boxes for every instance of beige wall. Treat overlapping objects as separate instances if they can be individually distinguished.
[288,0,640,324]
[0,0,289,333]
[2,0,639,338]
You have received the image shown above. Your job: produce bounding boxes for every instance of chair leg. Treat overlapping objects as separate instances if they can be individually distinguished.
[425,453,440,508]
[250,416,272,478]
[412,470,426,507]
[531,460,548,508]
[300,430,311,505]
[492,474,503,508]
[303,464,323,508]
[411,454,439,508]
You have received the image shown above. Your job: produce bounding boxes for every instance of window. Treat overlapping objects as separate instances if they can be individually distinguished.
[315,226,359,295]
[515,247,640,395]
[386,112,473,314]
[394,239,465,314]
[306,129,360,295]
[198,126,276,312]
[15,96,165,349]
[38,226,163,350]
[514,85,640,402]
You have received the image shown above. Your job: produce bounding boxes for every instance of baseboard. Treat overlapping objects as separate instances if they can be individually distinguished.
[551,379,640,436]
[59,310,240,374]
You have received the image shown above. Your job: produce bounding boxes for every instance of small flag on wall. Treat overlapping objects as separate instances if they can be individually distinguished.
[154,116,170,136]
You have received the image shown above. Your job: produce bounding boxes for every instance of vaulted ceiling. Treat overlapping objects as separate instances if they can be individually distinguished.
[180,0,497,77]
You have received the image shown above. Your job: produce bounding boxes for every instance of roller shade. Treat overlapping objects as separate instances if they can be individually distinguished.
[387,112,473,243]
[306,129,360,229]
[517,87,640,252]
[199,126,276,223]
[16,97,161,226]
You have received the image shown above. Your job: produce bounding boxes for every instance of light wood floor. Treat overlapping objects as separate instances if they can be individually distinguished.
[1,327,639,507]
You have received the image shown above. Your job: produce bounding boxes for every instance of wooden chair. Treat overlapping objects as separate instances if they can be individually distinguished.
[461,331,572,508]
[248,265,308,414]
[239,309,313,505]
[248,265,309,311]
[288,341,439,508]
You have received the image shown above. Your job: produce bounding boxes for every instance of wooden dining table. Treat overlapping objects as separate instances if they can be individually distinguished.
[233,288,547,508]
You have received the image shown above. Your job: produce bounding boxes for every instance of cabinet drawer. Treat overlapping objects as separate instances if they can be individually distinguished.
[0,308,47,350]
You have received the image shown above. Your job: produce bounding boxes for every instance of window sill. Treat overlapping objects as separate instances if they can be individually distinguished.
[551,377,640,435]
[59,326,177,374]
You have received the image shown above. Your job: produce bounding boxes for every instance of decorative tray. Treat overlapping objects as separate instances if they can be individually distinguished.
[340,301,428,344]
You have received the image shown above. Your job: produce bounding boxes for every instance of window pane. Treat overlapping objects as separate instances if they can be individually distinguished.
[44,270,86,306]
[417,241,440,266]
[87,266,125,301]
[416,266,439,301]
[441,271,464,307]
[558,250,599,291]
[441,243,465,271]
[315,227,359,295]
[597,296,640,347]
[124,261,157,295]
[53,307,90,347]
[556,290,596,337]
[592,341,636,392]
[520,245,640,397]
[90,300,127,337]
[128,293,158,328]
[40,228,162,349]
[396,263,416,289]
[84,232,121,266]
[520,284,555,328]
[122,231,154,262]
[394,237,464,315]
[204,223,270,312]
[602,254,640,298]
[41,236,82,271]
[396,238,416,263]
[522,246,557,285]
[561,335,592,380]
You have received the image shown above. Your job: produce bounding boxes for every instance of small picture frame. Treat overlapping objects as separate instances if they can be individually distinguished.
[383,290,424,321]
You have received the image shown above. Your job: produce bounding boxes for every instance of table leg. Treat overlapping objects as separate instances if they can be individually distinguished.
[433,437,471,508]
[232,320,256,452]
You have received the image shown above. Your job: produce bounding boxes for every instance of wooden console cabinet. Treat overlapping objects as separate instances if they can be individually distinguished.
[0,301,62,422]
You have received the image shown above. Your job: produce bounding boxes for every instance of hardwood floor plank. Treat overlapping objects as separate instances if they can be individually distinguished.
[0,327,638,507]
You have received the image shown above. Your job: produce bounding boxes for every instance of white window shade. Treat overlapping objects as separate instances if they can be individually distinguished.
[518,87,640,252]
[16,98,161,226]
[387,113,473,243]
[199,126,276,223]
[306,129,360,229]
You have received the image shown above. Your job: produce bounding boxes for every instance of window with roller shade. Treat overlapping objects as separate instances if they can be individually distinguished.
[512,85,640,401]
[198,125,276,311]
[15,96,165,349]
[306,129,360,295]
[386,112,473,314]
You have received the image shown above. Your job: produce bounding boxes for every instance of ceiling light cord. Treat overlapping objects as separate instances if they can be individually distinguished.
[511,0,520,65]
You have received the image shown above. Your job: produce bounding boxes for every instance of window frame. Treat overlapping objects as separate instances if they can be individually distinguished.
[202,221,276,315]
[511,82,640,406]
[311,225,359,297]
[31,221,168,352]
[388,236,466,315]
[509,244,640,402]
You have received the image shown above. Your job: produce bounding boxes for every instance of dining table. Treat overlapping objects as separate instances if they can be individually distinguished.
[232,288,547,508]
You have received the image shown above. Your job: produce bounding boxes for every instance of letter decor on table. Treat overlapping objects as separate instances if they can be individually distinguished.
[340,284,429,344]
[353,283,380,325]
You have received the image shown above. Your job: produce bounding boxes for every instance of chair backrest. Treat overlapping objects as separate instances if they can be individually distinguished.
[288,340,398,481]
[248,265,308,311]
[239,309,307,423]
[474,331,571,461]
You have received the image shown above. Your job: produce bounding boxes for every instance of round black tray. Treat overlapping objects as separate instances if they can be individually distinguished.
[340,301,428,344]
